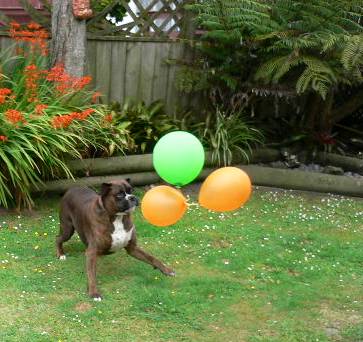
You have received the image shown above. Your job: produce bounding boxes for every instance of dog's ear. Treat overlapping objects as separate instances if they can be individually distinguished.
[125,178,131,185]
[100,182,112,197]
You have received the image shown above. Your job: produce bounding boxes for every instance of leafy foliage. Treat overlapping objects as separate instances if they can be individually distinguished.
[184,0,363,104]
[1,109,81,209]
[109,99,178,154]
[90,0,129,23]
[180,108,264,166]
[341,34,363,81]
[0,22,132,209]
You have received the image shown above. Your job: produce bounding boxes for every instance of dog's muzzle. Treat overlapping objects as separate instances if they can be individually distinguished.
[126,194,139,207]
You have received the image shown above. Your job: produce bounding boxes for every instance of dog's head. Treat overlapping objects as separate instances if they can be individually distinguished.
[100,179,139,215]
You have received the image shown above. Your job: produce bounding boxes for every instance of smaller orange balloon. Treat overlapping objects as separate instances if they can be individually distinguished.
[199,167,252,212]
[141,185,187,227]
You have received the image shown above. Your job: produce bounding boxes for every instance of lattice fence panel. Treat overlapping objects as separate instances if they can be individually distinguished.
[89,0,193,39]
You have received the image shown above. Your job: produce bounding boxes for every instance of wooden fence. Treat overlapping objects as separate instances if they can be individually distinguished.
[0,34,193,114]
[0,0,197,114]
[86,36,193,114]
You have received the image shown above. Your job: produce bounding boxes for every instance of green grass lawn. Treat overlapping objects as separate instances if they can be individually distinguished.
[0,186,362,342]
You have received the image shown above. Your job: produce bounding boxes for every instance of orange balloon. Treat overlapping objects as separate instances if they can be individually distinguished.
[141,186,187,227]
[199,167,252,212]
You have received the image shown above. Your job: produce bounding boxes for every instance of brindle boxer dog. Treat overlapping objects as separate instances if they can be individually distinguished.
[56,179,175,300]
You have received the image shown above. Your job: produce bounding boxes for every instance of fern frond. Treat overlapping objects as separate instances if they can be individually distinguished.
[296,57,337,99]
[319,32,346,52]
[255,54,302,83]
[341,35,363,71]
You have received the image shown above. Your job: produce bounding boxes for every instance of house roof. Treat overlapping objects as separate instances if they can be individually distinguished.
[0,0,44,24]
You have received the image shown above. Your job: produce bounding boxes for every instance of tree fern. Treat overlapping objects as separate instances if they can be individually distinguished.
[341,35,363,71]
[254,54,302,83]
[186,0,363,100]
[190,0,271,35]
[296,65,333,99]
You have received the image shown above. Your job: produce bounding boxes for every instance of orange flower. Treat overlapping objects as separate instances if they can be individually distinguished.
[46,64,72,94]
[35,104,48,115]
[10,21,21,30]
[27,22,41,30]
[69,108,95,121]
[25,64,37,72]
[0,135,8,142]
[51,114,74,129]
[52,108,96,128]
[73,76,92,90]
[24,64,40,102]
[104,114,113,122]
[92,92,102,103]
[0,88,12,104]
[5,109,26,124]
[46,64,93,94]
[0,88,12,96]
[78,108,95,120]
[46,64,66,82]
[9,21,49,56]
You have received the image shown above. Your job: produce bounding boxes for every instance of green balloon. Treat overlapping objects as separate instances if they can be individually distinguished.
[153,131,205,186]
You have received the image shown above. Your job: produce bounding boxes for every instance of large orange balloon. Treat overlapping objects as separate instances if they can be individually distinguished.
[199,167,252,212]
[141,186,187,227]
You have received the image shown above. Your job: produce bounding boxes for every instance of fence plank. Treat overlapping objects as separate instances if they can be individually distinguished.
[140,42,157,104]
[124,41,142,100]
[86,39,98,89]
[109,41,127,104]
[151,41,171,103]
[95,41,112,102]
[166,42,185,116]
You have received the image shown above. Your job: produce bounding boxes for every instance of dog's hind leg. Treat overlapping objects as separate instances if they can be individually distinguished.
[56,215,75,260]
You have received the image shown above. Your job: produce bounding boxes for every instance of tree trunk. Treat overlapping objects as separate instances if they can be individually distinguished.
[319,91,334,133]
[305,92,334,133]
[331,87,363,124]
[50,0,87,77]
[305,93,323,132]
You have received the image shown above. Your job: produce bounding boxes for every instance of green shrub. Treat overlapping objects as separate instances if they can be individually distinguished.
[180,108,264,166]
[109,99,178,153]
[183,0,363,136]
[0,22,131,209]
[91,0,129,22]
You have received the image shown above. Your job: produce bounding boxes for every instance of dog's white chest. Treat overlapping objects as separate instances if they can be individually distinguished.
[110,216,133,251]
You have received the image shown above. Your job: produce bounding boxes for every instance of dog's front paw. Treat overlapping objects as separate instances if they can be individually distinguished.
[162,267,176,277]
[89,292,102,301]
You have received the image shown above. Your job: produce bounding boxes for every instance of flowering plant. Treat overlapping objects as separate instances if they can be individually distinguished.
[0,22,132,209]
